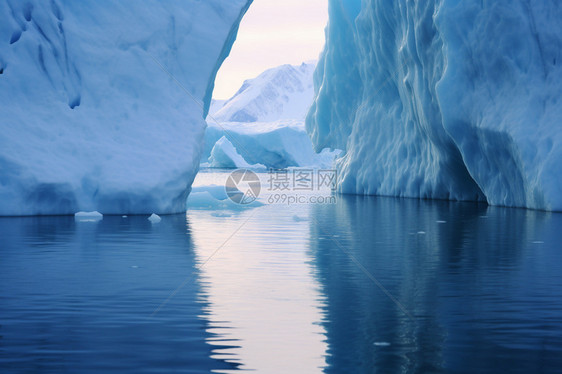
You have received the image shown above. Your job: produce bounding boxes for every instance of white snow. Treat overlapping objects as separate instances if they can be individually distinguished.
[307,0,562,211]
[210,62,317,123]
[204,62,340,169]
[148,213,161,223]
[0,0,251,215]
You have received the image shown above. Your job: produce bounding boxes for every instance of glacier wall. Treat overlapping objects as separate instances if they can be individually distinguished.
[307,0,562,211]
[0,0,251,215]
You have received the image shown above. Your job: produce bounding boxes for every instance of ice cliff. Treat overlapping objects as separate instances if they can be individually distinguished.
[307,0,562,211]
[0,0,251,215]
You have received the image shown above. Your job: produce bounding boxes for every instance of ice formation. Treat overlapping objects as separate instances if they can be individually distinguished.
[187,185,263,210]
[148,213,162,224]
[203,121,338,169]
[205,62,339,169]
[307,0,562,211]
[212,62,316,123]
[208,136,265,169]
[74,210,103,222]
[0,0,252,215]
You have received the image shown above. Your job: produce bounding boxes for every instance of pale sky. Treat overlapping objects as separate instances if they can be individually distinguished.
[213,0,329,99]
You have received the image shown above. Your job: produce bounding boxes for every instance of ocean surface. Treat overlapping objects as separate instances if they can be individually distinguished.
[1,170,561,373]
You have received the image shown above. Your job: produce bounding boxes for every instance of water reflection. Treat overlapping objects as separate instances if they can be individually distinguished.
[0,215,233,373]
[1,185,562,373]
[310,195,562,373]
[188,207,328,373]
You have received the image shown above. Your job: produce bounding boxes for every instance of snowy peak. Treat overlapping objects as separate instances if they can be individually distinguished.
[210,62,316,122]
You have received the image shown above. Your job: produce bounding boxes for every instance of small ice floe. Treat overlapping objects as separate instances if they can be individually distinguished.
[532,241,544,244]
[74,211,103,222]
[148,213,162,223]
[417,231,426,235]
[131,265,139,269]
[373,342,391,347]
[436,220,447,224]
[122,215,128,218]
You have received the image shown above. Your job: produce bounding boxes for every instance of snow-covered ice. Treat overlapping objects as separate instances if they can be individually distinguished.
[148,213,161,223]
[0,0,251,215]
[211,62,316,123]
[74,210,103,222]
[204,121,339,169]
[307,0,562,211]
[204,62,340,169]
[75,211,103,218]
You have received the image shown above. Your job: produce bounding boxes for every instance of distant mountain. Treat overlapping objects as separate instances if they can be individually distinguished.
[208,62,316,123]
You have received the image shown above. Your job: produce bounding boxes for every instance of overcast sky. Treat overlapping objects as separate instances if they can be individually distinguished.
[213,0,329,99]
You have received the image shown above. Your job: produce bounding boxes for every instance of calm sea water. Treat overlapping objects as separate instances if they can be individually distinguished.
[1,171,562,373]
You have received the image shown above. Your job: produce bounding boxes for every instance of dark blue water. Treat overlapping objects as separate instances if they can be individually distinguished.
[1,188,562,373]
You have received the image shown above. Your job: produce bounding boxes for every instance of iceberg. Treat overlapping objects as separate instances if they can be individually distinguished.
[204,62,340,169]
[148,213,162,224]
[208,136,265,169]
[0,0,252,215]
[307,0,562,211]
[204,121,339,170]
[74,210,103,222]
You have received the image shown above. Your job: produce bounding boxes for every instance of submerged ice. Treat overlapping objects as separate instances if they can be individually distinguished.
[0,0,251,215]
[307,0,562,211]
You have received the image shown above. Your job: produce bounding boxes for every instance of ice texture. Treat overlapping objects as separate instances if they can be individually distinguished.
[205,62,339,169]
[211,62,316,123]
[208,136,264,169]
[0,0,252,215]
[307,0,562,211]
[204,121,338,169]
[187,185,263,210]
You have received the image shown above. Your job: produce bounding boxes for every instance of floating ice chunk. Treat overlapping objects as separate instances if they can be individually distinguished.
[187,186,263,211]
[148,214,162,223]
[75,211,103,218]
[191,185,230,201]
[436,220,447,224]
[417,231,426,235]
[74,211,103,222]
[373,342,391,347]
